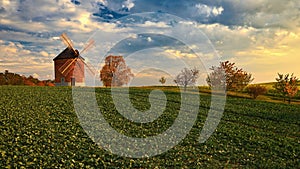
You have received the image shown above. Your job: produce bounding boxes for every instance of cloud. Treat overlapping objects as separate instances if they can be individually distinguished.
[134,69,168,78]
[122,0,135,11]
[0,0,299,83]
[136,21,170,28]
[195,4,224,17]
[0,6,5,13]
[90,0,300,31]
[96,0,107,6]
[40,51,49,57]
[0,0,114,34]
[212,0,300,30]
[32,73,40,79]
[147,37,153,42]
[165,49,197,59]
[0,40,53,79]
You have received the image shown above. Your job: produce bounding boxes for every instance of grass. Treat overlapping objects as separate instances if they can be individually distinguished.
[257,81,300,90]
[0,86,299,168]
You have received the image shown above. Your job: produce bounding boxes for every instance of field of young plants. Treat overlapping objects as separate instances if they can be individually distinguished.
[0,86,299,168]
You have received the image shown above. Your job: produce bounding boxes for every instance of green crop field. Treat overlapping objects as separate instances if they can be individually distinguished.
[0,86,299,168]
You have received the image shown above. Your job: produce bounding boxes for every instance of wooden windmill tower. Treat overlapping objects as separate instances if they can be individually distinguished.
[53,33,95,86]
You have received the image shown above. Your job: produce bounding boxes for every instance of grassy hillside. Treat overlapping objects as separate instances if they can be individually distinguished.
[257,81,300,89]
[0,86,299,168]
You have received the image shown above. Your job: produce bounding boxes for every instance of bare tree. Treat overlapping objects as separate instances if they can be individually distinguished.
[174,67,199,91]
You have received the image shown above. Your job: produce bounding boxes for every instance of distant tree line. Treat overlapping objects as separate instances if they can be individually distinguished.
[0,70,54,86]
[98,55,298,103]
[206,61,298,103]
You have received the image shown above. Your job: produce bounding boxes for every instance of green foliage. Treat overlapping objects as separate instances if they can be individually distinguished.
[0,86,299,168]
[246,85,267,99]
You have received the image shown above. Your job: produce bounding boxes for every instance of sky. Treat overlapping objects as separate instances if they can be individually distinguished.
[0,0,300,85]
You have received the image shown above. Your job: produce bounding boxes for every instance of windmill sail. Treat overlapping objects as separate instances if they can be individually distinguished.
[60,33,73,49]
[60,33,79,56]
[55,32,97,87]
[61,58,78,75]
[80,39,95,55]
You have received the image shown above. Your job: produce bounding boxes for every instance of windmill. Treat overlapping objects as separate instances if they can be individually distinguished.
[53,33,96,86]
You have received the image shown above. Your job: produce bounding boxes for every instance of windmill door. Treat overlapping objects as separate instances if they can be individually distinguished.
[71,78,76,86]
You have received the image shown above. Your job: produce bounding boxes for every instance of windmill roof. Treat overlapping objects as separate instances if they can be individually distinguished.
[53,47,85,61]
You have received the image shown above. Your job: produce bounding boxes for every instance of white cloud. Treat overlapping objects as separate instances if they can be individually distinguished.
[165,49,197,59]
[52,37,60,40]
[147,37,152,42]
[195,4,224,17]
[122,0,135,10]
[0,41,53,79]
[0,18,47,31]
[33,73,40,79]
[138,21,170,28]
[40,51,49,57]
[0,0,111,35]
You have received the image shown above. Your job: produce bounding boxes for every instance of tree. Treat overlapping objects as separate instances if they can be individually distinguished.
[274,73,289,102]
[246,85,267,99]
[0,70,24,85]
[286,81,298,104]
[206,61,253,91]
[100,55,134,87]
[174,67,199,91]
[0,70,55,86]
[159,77,166,85]
[274,73,298,103]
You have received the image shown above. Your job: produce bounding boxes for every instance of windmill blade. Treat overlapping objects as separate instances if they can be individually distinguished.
[60,33,75,51]
[58,59,73,73]
[85,62,97,76]
[80,39,95,55]
[78,57,97,76]
[61,58,78,75]
[62,63,75,77]
[75,59,85,75]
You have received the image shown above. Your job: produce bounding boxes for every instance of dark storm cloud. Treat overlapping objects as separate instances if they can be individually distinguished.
[0,6,5,13]
[93,0,300,30]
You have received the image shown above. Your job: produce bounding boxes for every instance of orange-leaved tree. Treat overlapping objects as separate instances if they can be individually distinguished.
[100,55,134,87]
[206,61,253,91]
[274,73,298,104]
